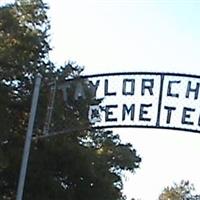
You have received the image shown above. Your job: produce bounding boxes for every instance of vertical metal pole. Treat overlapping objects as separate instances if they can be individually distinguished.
[16,74,42,200]
[43,80,57,136]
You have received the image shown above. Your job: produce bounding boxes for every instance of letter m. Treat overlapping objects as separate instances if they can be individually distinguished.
[122,104,135,121]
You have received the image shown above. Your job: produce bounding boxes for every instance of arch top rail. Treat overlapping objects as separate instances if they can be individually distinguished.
[63,71,200,81]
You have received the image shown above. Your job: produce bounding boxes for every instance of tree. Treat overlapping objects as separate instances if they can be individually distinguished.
[22,64,141,200]
[0,1,52,199]
[159,180,200,200]
[0,1,141,200]
[0,0,52,84]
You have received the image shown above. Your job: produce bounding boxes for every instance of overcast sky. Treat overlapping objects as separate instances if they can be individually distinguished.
[1,0,200,199]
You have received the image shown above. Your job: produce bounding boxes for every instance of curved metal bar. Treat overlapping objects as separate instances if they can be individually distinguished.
[68,71,200,81]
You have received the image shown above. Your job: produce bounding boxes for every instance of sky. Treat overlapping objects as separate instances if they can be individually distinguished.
[1,0,200,199]
[48,0,200,75]
[48,1,200,199]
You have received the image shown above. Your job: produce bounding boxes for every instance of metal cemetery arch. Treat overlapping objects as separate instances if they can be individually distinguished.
[17,72,200,200]
[46,72,200,135]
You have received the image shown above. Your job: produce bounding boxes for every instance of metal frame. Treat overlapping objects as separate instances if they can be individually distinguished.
[16,72,200,200]
[42,72,200,136]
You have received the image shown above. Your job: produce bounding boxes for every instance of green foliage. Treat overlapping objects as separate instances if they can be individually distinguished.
[0,1,52,198]
[0,1,141,200]
[24,129,141,200]
[159,180,200,200]
[0,0,52,90]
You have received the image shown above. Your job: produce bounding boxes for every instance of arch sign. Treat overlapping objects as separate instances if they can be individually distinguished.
[16,72,200,200]
[80,72,200,134]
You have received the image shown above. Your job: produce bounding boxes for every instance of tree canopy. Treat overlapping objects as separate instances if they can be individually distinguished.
[0,0,141,200]
[159,180,200,200]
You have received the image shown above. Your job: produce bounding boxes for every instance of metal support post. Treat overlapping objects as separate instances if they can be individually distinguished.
[43,80,57,135]
[16,74,42,200]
